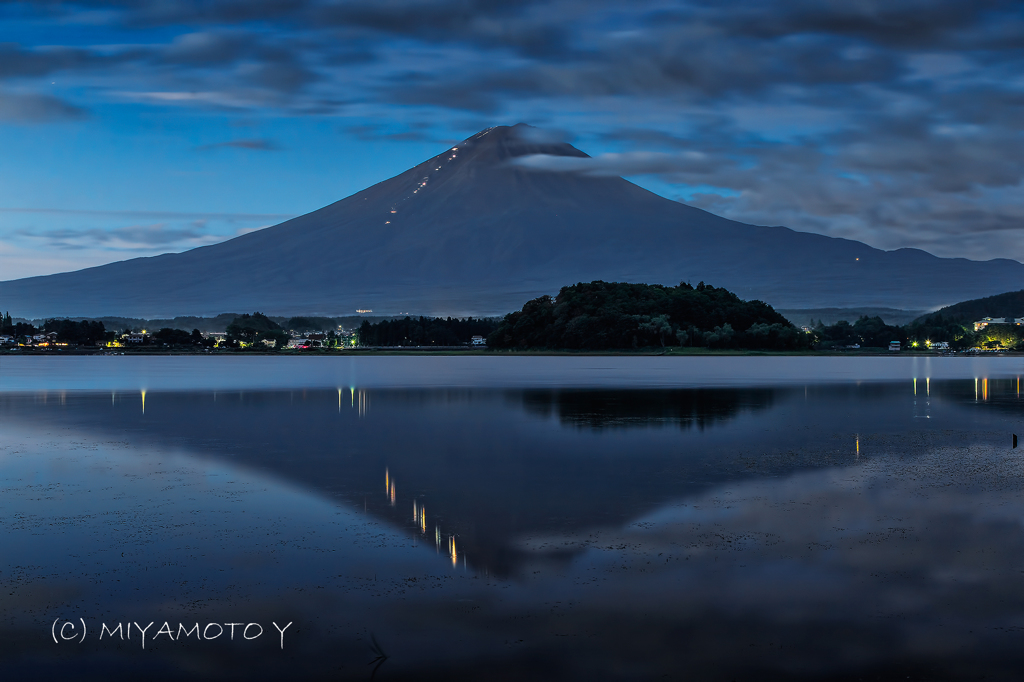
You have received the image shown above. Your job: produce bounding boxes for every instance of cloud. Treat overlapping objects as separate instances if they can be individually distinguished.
[345,121,438,142]
[13,220,272,252]
[0,91,87,122]
[16,223,210,250]
[0,207,294,221]
[4,0,1024,262]
[195,138,281,151]
[510,150,713,176]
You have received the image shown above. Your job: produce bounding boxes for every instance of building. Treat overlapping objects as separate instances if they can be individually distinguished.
[928,341,950,350]
[974,317,1024,331]
[888,341,901,352]
[471,335,486,346]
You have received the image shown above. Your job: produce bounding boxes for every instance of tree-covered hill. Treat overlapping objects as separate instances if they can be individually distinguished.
[488,281,808,350]
[914,290,1024,325]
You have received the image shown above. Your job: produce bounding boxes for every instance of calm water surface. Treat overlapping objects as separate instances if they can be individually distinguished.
[2,356,1024,680]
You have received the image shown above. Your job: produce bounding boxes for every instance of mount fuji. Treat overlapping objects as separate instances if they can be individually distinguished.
[3,123,1022,318]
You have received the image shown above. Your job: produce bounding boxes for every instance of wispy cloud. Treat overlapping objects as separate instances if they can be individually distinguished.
[0,90,87,122]
[195,138,281,151]
[0,207,294,220]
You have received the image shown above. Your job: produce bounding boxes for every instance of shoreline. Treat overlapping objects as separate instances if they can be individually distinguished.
[1,347,1014,357]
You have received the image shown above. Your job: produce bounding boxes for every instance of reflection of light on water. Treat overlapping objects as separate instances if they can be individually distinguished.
[927,377,930,397]
[983,378,989,402]
[855,436,859,459]
[914,378,917,396]
[141,390,146,414]
[975,378,979,402]
[338,388,341,413]
[388,467,464,569]
[350,387,355,408]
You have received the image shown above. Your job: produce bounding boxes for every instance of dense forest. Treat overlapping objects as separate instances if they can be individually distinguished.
[358,316,499,346]
[487,281,807,350]
[914,289,1024,325]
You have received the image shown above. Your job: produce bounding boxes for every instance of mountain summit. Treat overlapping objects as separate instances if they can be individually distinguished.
[3,124,1023,318]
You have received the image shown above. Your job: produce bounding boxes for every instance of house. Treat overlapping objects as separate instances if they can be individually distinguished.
[888,341,901,352]
[0,335,13,345]
[929,341,950,350]
[124,332,148,343]
[471,335,486,346]
[973,317,1024,331]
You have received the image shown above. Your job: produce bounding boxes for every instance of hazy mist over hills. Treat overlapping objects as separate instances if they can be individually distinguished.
[2,124,1022,319]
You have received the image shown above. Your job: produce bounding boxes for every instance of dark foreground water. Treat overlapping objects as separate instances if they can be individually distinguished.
[2,356,1024,680]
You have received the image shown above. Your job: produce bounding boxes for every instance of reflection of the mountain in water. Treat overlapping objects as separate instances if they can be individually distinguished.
[2,380,1017,577]
[520,388,775,430]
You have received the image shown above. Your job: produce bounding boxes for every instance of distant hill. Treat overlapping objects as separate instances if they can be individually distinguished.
[913,290,1024,325]
[778,307,926,328]
[3,123,1024,319]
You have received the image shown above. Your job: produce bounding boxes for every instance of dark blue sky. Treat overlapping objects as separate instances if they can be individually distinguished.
[2,0,1022,280]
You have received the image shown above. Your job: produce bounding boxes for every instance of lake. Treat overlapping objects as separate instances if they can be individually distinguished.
[2,355,1024,680]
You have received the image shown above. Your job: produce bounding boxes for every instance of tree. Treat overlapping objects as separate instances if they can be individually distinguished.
[226,312,288,349]
[488,281,806,350]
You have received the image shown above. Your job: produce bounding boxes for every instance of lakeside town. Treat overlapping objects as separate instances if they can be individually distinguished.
[2,311,1024,354]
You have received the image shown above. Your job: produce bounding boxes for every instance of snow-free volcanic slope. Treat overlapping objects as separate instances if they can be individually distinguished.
[3,123,1024,318]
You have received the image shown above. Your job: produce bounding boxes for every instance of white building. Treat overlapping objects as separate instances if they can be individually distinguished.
[471,335,486,346]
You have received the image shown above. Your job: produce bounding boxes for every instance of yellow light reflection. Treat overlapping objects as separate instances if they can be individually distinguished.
[926,377,930,397]
[413,499,418,523]
[390,481,395,507]
[856,436,859,459]
[141,389,146,414]
[451,537,457,568]
[983,378,989,401]
[420,508,426,534]
[913,378,917,396]
[385,468,389,494]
